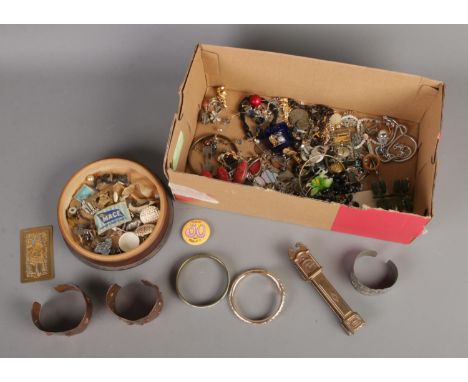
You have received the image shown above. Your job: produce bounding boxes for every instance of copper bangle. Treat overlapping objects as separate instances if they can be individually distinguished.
[31,284,92,336]
[106,280,164,325]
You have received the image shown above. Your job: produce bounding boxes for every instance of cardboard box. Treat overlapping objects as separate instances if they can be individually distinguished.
[164,44,444,244]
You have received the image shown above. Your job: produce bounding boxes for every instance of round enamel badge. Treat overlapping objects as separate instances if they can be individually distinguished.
[181,219,211,246]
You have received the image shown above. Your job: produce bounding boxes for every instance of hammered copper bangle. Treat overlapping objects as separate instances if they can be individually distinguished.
[228,268,286,325]
[31,284,92,336]
[106,280,164,325]
[176,253,230,308]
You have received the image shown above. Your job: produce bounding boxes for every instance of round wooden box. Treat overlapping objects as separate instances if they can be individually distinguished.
[57,158,172,270]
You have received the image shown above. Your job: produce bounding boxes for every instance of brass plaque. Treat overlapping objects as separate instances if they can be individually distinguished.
[20,225,54,283]
[288,242,364,335]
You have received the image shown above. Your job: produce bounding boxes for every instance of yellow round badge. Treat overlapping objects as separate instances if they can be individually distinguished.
[181,219,211,245]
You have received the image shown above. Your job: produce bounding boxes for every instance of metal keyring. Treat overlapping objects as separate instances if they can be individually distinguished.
[228,268,286,325]
[176,253,230,308]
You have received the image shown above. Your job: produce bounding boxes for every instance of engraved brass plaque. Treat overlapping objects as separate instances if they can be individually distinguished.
[20,225,54,283]
[288,242,365,335]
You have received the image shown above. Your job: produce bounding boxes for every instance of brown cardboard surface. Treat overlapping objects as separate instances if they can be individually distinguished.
[165,45,207,176]
[168,169,340,230]
[413,83,444,216]
[199,44,442,122]
[165,44,445,242]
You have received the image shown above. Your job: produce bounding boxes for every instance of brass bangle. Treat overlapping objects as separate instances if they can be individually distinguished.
[176,253,230,308]
[228,268,286,325]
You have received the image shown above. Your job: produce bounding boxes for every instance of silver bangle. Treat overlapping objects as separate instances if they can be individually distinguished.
[350,250,399,296]
[228,268,286,325]
[176,253,230,308]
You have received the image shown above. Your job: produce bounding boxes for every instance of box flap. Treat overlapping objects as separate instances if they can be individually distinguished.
[199,44,443,122]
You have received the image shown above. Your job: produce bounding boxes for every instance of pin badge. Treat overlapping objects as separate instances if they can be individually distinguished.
[181,219,211,246]
[74,184,96,202]
[94,238,113,255]
[94,202,132,235]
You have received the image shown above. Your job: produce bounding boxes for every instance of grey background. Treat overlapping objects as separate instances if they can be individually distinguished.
[0,25,466,357]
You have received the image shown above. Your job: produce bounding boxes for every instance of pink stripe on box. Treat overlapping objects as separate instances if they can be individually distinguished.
[331,205,431,244]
